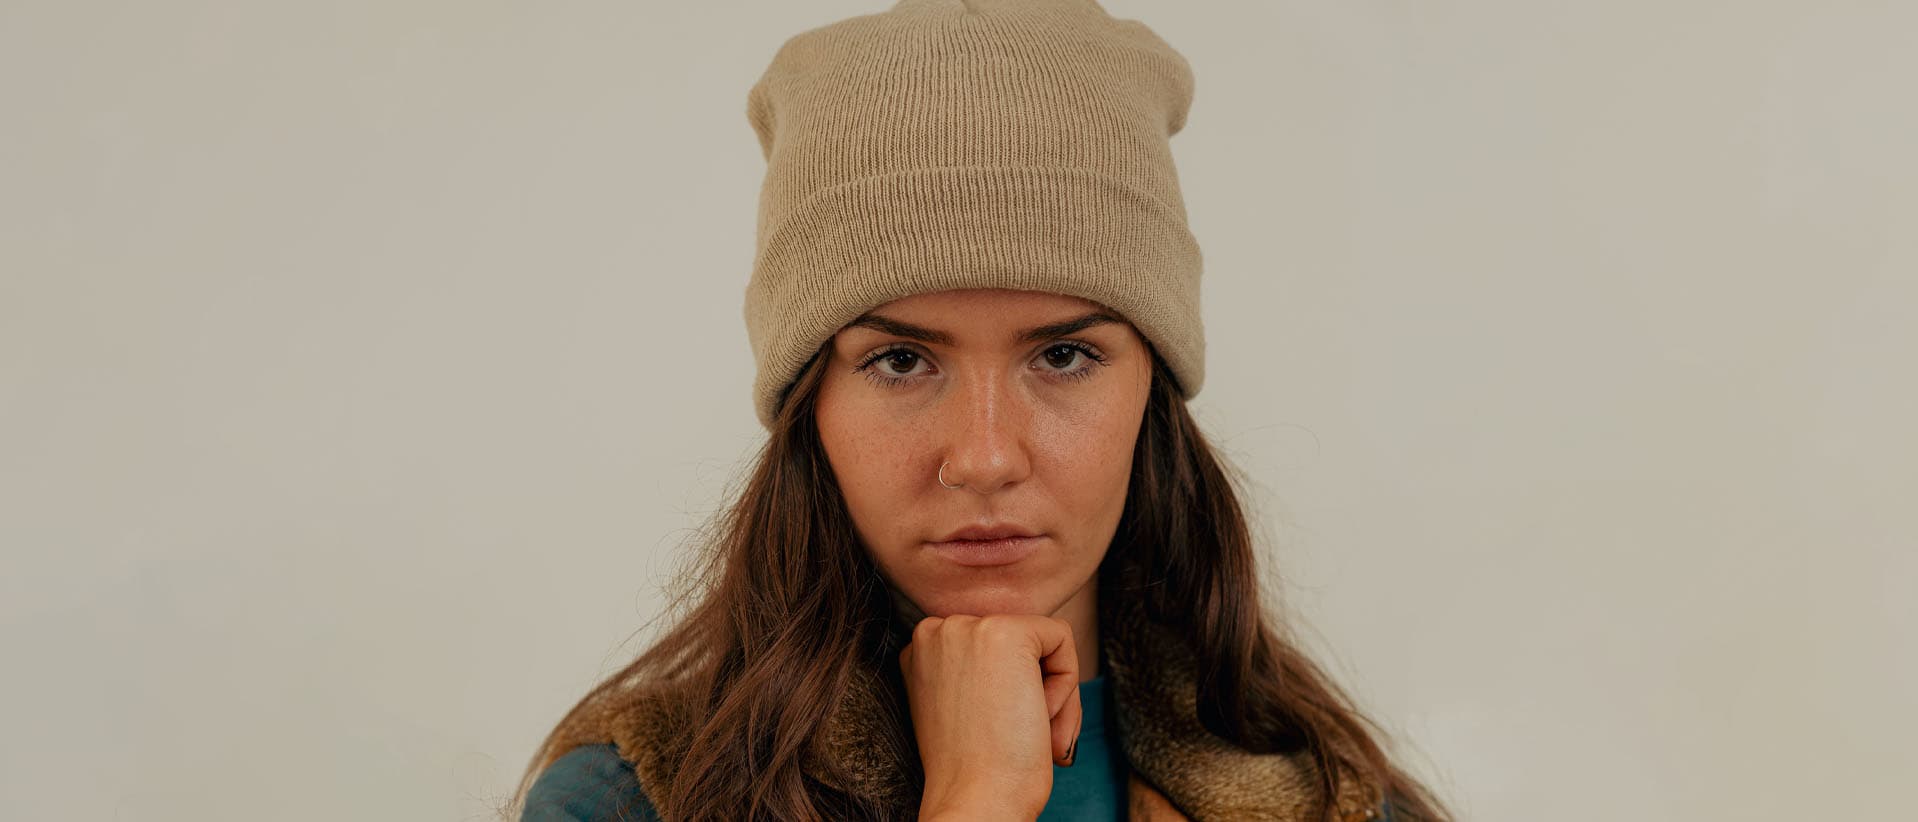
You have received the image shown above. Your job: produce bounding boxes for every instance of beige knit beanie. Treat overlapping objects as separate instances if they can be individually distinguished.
[741,0,1204,430]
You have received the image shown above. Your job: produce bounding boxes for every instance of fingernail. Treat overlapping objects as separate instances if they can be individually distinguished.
[1064,714,1082,767]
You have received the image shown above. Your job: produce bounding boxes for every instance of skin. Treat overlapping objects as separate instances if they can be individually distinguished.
[814,287,1154,816]
[816,286,1153,677]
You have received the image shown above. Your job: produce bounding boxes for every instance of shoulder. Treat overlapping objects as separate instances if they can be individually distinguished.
[521,743,661,822]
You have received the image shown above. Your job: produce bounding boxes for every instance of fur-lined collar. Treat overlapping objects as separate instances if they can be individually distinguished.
[593,572,1385,820]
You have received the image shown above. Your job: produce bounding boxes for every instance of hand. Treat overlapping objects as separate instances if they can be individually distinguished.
[897,613,1084,821]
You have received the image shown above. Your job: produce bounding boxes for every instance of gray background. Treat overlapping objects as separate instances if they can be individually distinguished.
[3,1,1912,820]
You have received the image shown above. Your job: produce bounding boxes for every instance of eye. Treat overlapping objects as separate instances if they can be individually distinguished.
[851,342,1110,388]
[854,347,932,386]
[1035,343,1109,380]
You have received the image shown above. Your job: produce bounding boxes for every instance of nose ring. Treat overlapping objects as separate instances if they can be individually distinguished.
[938,460,962,489]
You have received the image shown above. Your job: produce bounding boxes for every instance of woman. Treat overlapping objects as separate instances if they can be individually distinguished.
[512,1,1451,819]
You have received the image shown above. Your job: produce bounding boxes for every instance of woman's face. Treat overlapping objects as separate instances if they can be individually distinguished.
[815,288,1153,620]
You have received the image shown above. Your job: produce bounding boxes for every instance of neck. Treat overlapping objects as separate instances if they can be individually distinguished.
[1054,574,1102,681]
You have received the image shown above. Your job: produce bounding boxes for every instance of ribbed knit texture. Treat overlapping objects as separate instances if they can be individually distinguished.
[741,0,1205,430]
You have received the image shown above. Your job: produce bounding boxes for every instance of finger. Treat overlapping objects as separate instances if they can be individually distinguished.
[1040,663,1077,719]
[1031,617,1080,719]
[1051,683,1083,765]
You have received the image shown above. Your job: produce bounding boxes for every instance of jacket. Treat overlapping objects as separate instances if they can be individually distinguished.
[536,569,1390,821]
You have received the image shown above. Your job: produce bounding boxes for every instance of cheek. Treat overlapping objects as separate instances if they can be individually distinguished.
[1054,429,1137,513]
[1036,389,1146,525]
[816,389,926,540]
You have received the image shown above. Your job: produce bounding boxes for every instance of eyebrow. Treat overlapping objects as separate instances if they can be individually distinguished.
[845,310,1125,346]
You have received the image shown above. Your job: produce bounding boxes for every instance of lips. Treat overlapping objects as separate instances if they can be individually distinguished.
[935,523,1040,542]
[925,535,1044,567]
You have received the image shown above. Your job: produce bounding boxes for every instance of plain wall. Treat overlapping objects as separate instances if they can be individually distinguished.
[2,2,1911,820]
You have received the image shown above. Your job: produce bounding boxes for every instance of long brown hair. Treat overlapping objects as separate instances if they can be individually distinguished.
[506,333,1453,821]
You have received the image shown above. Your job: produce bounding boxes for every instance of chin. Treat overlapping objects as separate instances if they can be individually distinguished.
[918,586,1050,618]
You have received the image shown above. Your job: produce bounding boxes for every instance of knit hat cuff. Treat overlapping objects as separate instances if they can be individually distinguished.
[743,163,1206,429]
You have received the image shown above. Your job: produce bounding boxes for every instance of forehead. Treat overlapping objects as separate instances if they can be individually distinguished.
[841,289,1132,347]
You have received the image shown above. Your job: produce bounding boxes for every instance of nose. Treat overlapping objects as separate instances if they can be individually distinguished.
[937,366,1032,495]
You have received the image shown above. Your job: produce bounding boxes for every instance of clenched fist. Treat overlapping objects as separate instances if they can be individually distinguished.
[898,613,1085,821]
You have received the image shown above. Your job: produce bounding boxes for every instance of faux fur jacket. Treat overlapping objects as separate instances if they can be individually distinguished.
[542,569,1389,821]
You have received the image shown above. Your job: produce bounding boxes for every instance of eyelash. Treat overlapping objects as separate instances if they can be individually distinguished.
[852,342,1111,388]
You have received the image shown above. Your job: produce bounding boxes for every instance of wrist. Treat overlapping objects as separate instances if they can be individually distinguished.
[920,792,1036,822]
[920,810,1031,822]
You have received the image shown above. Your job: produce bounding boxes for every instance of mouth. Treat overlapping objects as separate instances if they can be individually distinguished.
[924,535,1044,567]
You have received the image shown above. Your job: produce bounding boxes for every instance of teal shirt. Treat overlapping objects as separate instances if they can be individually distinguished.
[522,675,1395,821]
[1038,672,1127,820]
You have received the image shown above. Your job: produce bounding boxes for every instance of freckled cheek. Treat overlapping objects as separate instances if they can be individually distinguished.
[1037,420,1138,523]
[1057,449,1134,511]
[834,443,927,537]
[842,447,912,497]
[1037,389,1136,452]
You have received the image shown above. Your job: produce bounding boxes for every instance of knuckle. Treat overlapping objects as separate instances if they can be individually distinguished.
[912,616,942,641]
[976,614,1022,644]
